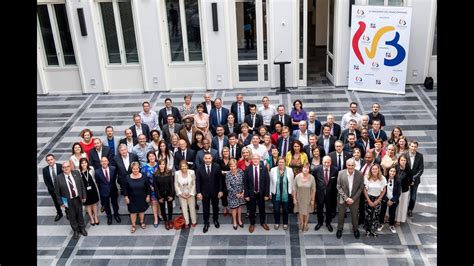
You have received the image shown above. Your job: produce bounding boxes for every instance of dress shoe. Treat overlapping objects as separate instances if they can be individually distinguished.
[274,224,280,230]
[261,223,270,231]
[407,210,413,217]
[100,206,105,213]
[354,229,360,239]
[66,211,69,220]
[336,229,342,239]
[214,220,220,228]
[314,223,323,231]
[192,223,197,228]
[249,225,255,233]
[80,228,88,236]
[114,215,121,223]
[283,224,288,230]
[238,222,244,228]
[54,214,63,222]
[73,230,80,240]
[107,217,112,225]
[326,224,333,232]
[203,223,210,233]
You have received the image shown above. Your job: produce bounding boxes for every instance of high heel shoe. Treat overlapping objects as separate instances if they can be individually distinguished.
[233,224,238,230]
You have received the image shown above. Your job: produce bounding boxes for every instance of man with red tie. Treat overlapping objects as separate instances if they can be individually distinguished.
[358,152,374,226]
[244,154,270,233]
[96,157,121,225]
[312,156,338,232]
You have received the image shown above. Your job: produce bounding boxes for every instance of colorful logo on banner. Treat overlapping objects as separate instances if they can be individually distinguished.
[351,21,406,67]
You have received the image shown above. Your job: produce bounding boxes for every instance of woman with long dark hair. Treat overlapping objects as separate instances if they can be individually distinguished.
[154,159,175,230]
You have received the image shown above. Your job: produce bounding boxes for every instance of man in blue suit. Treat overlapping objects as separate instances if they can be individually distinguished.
[95,157,121,225]
[195,139,219,169]
[209,98,229,135]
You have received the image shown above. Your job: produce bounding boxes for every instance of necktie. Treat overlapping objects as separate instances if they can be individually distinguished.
[282,138,288,156]
[252,115,255,128]
[182,151,185,160]
[238,105,242,123]
[218,109,221,124]
[231,146,235,158]
[51,166,57,178]
[207,165,210,175]
[280,115,283,124]
[254,166,259,193]
[67,175,77,198]
[324,168,329,185]
[104,169,110,183]
[338,154,342,171]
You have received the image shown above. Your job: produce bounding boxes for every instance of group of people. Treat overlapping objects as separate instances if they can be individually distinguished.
[41,94,424,240]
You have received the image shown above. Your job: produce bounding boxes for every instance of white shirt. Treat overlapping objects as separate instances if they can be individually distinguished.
[297,130,309,146]
[308,121,316,133]
[139,110,159,130]
[168,124,175,137]
[323,136,330,154]
[386,178,394,200]
[278,115,286,126]
[354,158,362,171]
[64,173,79,199]
[237,103,246,123]
[49,165,57,186]
[230,144,237,159]
[217,136,224,157]
[341,112,362,130]
[246,144,269,161]
[186,129,193,144]
[135,125,143,136]
[97,148,102,160]
[258,105,277,126]
[122,154,130,171]
[205,103,212,114]
[364,176,387,197]
[409,152,415,170]
[347,170,355,197]
[166,108,172,116]
[126,139,134,153]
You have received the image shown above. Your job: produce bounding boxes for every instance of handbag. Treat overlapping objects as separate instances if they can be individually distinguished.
[172,215,186,230]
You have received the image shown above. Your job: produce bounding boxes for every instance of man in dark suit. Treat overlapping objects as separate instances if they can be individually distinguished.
[209,98,229,135]
[211,125,229,157]
[317,124,337,157]
[223,113,240,135]
[196,153,223,233]
[329,140,353,172]
[303,134,320,160]
[270,105,292,133]
[112,144,139,194]
[226,133,243,160]
[89,138,113,170]
[119,128,138,153]
[162,114,182,143]
[174,139,196,170]
[336,159,364,239]
[244,104,263,134]
[312,156,338,231]
[178,117,198,148]
[159,98,182,128]
[307,111,322,136]
[277,126,295,158]
[195,139,219,169]
[43,154,66,221]
[130,114,151,142]
[230,93,250,124]
[54,161,87,239]
[339,119,361,144]
[244,154,270,233]
[200,93,215,114]
[95,157,121,225]
[356,128,370,158]
[325,114,341,139]
[101,126,120,156]
[407,141,424,217]
[344,133,365,157]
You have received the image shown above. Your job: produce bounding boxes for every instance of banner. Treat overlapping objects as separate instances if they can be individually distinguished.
[348,5,412,94]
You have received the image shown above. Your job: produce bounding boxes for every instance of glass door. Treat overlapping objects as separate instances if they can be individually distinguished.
[233,0,269,88]
[326,0,335,84]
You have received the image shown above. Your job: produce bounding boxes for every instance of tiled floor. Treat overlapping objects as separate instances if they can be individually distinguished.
[37,85,437,265]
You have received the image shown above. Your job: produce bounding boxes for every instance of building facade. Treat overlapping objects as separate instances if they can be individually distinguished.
[37,0,437,95]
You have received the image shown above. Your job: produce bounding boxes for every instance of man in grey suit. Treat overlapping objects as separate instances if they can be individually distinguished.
[161,114,182,143]
[54,161,88,240]
[336,158,364,239]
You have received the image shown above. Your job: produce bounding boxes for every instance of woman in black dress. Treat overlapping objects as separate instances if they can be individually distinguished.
[153,159,175,230]
[79,158,100,226]
[124,162,151,233]
[219,147,231,217]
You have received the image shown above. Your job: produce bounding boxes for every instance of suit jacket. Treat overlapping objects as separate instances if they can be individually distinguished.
[343,142,365,156]
[101,136,121,156]
[326,123,342,139]
[200,101,215,114]
[356,138,370,157]
[226,143,243,160]
[312,165,338,195]
[112,152,139,183]
[119,137,138,147]
[195,163,223,197]
[276,136,295,156]
[407,152,424,185]
[178,126,198,148]
[174,149,196,170]
[231,101,250,121]
[244,163,270,198]
[162,123,183,143]
[336,169,364,204]
[54,170,86,206]
[209,107,230,134]
[317,135,337,157]
[95,166,119,197]
[303,144,322,160]
[382,178,402,204]
[292,130,310,145]
[270,114,292,133]
[307,120,322,136]
[89,146,113,170]
[339,129,361,144]
[195,148,219,169]
[158,107,182,128]
[223,123,241,135]
[244,113,263,132]
[211,135,229,154]
[43,163,63,194]
[329,151,353,170]
[130,123,151,142]
[269,166,294,195]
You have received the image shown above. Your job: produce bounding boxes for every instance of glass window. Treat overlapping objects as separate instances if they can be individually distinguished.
[37,5,59,66]
[299,0,304,59]
[327,56,333,75]
[54,5,76,65]
[100,2,121,64]
[239,65,258,81]
[388,0,404,6]
[368,0,385,5]
[264,64,268,81]
[432,17,437,55]
[166,0,184,61]
[118,0,139,63]
[328,0,334,54]
[236,1,257,61]
[263,0,267,60]
[185,0,202,61]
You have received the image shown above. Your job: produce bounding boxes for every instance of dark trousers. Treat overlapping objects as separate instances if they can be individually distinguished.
[69,197,85,232]
[159,200,174,222]
[379,200,398,226]
[49,189,63,214]
[221,188,228,208]
[408,183,419,211]
[358,196,365,225]
[202,195,219,224]
[249,193,266,225]
[316,191,333,225]
[101,194,119,218]
[272,195,289,225]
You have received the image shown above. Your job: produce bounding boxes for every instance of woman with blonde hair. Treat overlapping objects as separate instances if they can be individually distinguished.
[363,164,387,237]
[237,147,253,171]
[174,160,197,228]
[225,159,246,229]
[380,144,398,176]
